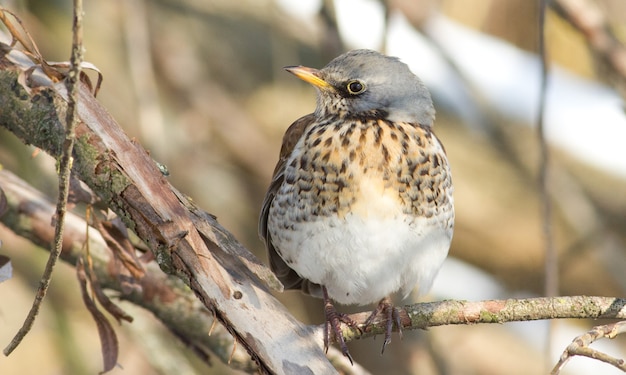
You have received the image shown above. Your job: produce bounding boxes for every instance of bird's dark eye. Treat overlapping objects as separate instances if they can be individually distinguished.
[346,80,365,95]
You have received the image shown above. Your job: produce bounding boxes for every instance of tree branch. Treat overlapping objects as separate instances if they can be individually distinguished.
[0,169,250,371]
[0,37,336,374]
[551,321,626,374]
[339,296,626,343]
[0,169,369,374]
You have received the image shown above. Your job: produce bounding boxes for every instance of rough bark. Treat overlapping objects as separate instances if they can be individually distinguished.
[0,44,337,374]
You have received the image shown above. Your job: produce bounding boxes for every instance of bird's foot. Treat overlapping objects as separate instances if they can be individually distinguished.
[364,296,402,354]
[323,288,358,365]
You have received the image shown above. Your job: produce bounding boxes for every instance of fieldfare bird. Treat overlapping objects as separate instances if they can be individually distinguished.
[259,49,454,362]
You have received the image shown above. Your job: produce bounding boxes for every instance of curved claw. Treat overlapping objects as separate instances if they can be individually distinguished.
[323,287,356,365]
[364,296,402,354]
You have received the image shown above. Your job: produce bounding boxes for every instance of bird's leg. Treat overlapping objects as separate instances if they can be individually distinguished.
[364,296,402,354]
[322,286,358,365]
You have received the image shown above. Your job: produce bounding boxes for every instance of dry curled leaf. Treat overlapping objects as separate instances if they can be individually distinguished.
[83,255,133,324]
[47,60,103,97]
[0,7,103,96]
[77,258,119,374]
[94,216,145,280]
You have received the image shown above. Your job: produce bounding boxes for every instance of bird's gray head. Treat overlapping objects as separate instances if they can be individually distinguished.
[285,49,435,126]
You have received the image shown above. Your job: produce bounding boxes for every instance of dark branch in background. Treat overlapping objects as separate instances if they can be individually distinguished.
[551,0,626,100]
[538,0,556,300]
[3,0,84,356]
[537,0,558,368]
[319,0,344,60]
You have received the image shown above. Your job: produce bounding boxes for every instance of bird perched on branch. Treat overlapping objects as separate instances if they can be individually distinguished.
[259,49,454,362]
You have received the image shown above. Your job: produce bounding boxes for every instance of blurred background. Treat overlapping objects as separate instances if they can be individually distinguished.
[1,0,626,374]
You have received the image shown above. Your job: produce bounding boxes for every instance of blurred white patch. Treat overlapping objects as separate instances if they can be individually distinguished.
[432,256,504,300]
[335,0,385,50]
[275,0,321,19]
[387,13,626,179]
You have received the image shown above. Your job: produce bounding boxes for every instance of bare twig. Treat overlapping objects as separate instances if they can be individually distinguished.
[551,321,626,374]
[3,0,83,356]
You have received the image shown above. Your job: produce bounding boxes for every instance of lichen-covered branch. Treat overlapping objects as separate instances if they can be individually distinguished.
[339,296,626,343]
[0,41,336,374]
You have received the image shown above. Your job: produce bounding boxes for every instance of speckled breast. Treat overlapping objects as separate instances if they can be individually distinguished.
[269,115,454,230]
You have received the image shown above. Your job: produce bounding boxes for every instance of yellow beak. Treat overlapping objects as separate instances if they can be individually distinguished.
[284,66,332,90]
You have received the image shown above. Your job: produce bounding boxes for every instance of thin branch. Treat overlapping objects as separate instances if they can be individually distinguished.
[551,321,626,374]
[538,0,558,368]
[3,0,83,356]
[338,297,626,343]
[538,0,556,299]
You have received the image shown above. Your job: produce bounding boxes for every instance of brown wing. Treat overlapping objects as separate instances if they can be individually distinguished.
[259,114,322,296]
